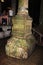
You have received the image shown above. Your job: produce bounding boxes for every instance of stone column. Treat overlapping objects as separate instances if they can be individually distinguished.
[18,0,28,16]
[18,0,28,8]
[12,0,32,37]
[5,0,36,60]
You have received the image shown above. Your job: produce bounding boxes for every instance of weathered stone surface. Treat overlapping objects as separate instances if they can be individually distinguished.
[5,34,36,59]
[5,0,35,59]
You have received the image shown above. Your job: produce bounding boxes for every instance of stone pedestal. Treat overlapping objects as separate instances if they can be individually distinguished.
[5,0,36,59]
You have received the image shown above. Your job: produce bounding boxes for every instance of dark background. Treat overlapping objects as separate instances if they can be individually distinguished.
[1,0,18,15]
[29,0,41,27]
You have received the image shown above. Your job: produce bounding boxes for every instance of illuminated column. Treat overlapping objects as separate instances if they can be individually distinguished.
[5,0,36,60]
[18,0,28,16]
[18,0,28,8]
[12,0,32,36]
[1,0,4,2]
